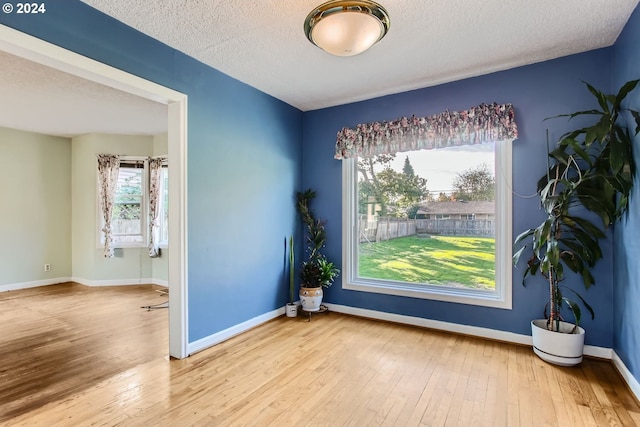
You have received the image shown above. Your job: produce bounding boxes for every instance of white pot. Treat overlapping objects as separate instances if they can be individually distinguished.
[531,319,585,366]
[285,303,298,318]
[299,287,323,312]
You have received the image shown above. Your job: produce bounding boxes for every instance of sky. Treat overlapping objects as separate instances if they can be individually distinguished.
[387,142,495,193]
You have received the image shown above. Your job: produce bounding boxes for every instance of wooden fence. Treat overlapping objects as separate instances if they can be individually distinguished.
[359,216,494,242]
[415,219,494,237]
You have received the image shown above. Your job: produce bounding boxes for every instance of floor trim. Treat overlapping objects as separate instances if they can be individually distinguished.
[0,278,70,293]
[613,351,640,402]
[187,307,285,356]
[0,278,167,293]
[324,303,612,360]
[71,277,168,287]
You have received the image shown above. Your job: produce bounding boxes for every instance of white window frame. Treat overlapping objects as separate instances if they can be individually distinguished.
[157,164,169,248]
[97,156,149,249]
[341,141,512,309]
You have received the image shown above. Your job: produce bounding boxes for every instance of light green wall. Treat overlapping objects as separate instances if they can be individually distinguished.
[153,132,168,156]
[0,127,72,286]
[71,133,168,283]
[152,247,169,282]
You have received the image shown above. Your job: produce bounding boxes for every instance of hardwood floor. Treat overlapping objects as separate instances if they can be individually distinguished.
[0,283,168,422]
[1,283,639,426]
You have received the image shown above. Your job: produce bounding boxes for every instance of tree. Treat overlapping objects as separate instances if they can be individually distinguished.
[406,204,420,219]
[358,155,428,218]
[437,192,451,202]
[402,155,415,177]
[358,154,395,216]
[452,163,495,201]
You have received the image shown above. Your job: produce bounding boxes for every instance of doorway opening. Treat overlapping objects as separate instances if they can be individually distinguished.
[0,24,189,358]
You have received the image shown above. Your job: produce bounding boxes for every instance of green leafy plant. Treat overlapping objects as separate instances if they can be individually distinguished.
[513,80,640,332]
[299,258,340,289]
[296,189,340,288]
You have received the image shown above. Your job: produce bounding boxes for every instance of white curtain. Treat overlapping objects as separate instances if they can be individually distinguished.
[148,157,166,257]
[97,154,120,258]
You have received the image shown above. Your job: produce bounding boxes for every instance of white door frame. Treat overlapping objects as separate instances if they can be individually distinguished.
[0,24,190,359]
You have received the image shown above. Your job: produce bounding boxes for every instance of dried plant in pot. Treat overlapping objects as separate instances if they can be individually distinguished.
[513,80,640,366]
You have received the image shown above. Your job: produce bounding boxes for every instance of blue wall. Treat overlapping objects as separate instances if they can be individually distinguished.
[303,49,617,347]
[2,1,638,355]
[0,2,303,342]
[613,5,640,380]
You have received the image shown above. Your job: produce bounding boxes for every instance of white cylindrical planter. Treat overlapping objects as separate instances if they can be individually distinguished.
[531,319,585,366]
[285,303,298,318]
[300,287,323,312]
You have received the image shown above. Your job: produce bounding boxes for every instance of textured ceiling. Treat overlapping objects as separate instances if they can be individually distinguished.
[2,1,638,138]
[79,0,640,111]
[0,51,167,137]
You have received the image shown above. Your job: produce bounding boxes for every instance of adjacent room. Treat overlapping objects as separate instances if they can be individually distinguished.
[2,1,640,425]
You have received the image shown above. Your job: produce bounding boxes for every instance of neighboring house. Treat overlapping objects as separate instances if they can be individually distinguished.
[360,200,496,242]
[416,200,494,220]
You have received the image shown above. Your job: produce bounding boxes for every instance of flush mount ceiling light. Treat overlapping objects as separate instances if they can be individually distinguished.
[304,0,390,57]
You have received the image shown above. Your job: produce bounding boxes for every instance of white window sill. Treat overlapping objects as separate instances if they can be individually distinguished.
[96,243,146,249]
[343,278,512,310]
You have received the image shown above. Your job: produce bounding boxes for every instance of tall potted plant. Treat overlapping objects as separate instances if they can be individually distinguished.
[296,189,340,312]
[285,236,298,318]
[513,80,639,366]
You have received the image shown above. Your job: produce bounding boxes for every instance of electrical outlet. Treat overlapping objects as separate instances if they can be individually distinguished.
[44,264,51,272]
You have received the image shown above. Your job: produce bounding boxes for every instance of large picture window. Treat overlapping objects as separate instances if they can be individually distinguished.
[342,141,512,308]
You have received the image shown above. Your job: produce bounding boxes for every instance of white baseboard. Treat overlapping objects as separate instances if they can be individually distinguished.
[0,277,168,292]
[71,277,166,287]
[612,352,640,402]
[323,303,611,360]
[0,277,71,293]
[187,306,285,355]
[325,302,534,344]
[584,345,613,359]
[152,279,169,287]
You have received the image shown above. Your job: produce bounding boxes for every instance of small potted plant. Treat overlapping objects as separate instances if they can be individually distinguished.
[296,189,340,312]
[513,80,639,365]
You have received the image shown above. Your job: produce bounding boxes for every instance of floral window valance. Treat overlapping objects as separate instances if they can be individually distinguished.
[334,103,518,160]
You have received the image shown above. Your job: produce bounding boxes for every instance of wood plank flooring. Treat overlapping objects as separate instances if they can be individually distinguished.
[0,282,169,424]
[1,283,639,426]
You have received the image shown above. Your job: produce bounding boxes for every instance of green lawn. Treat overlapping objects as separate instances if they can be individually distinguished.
[358,235,495,290]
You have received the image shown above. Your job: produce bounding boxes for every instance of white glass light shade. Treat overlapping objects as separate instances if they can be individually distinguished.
[304,1,390,57]
[311,11,382,56]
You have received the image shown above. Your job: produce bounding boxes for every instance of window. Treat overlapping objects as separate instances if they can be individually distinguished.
[97,157,169,249]
[99,159,147,247]
[157,165,169,246]
[342,141,512,309]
